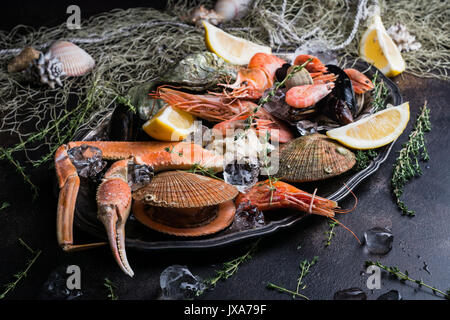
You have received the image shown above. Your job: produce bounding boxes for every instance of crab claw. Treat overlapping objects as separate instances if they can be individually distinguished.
[97,160,134,277]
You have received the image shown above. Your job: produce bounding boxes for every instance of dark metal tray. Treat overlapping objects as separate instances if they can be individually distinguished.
[73,60,402,251]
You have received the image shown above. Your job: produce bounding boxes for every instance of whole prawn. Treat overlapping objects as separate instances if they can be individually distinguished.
[219,52,286,99]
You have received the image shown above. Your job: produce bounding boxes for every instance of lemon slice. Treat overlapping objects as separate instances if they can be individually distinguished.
[359,14,406,77]
[326,102,410,149]
[142,105,196,141]
[203,20,271,65]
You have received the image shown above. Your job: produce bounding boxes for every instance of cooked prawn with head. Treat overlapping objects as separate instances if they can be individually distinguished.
[219,52,286,99]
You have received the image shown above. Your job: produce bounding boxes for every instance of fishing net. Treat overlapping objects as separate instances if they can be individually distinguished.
[0,0,448,193]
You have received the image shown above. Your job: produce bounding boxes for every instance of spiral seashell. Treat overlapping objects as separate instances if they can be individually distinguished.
[214,0,251,21]
[276,133,356,182]
[7,46,41,73]
[48,41,95,77]
[132,171,238,208]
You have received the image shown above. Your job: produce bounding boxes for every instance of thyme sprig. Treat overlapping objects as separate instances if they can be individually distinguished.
[353,149,379,172]
[366,261,450,299]
[352,72,389,172]
[267,256,318,300]
[324,220,339,247]
[104,278,118,300]
[371,71,390,113]
[391,101,431,216]
[188,163,223,181]
[0,238,41,299]
[198,240,259,295]
[0,202,10,211]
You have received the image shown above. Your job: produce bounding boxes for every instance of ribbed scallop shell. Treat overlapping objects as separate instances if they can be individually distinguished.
[49,41,95,77]
[277,133,355,182]
[132,171,239,208]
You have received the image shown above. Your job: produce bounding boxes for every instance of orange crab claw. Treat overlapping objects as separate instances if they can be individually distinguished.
[96,159,134,277]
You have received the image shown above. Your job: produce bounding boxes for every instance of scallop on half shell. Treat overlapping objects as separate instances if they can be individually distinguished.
[132,171,239,237]
[276,133,356,183]
[48,41,95,77]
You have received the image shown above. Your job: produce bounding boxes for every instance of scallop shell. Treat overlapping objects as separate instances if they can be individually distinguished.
[132,171,239,208]
[276,133,356,182]
[49,41,95,77]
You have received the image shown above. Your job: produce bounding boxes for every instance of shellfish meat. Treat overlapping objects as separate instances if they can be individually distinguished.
[132,171,238,236]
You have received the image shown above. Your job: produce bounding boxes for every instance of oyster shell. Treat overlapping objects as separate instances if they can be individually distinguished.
[276,133,356,182]
[49,41,95,77]
[160,52,238,91]
[132,170,238,208]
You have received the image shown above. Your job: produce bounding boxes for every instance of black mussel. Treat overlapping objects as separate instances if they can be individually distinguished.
[108,99,144,141]
[275,63,292,83]
[317,64,357,125]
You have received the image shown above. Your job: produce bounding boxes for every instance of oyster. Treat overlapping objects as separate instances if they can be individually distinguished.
[132,171,238,236]
[276,133,356,182]
[160,52,238,91]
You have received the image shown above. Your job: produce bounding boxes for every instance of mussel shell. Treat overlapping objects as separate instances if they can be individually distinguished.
[132,171,239,208]
[276,133,356,182]
[108,100,144,141]
[317,65,357,125]
[275,63,291,83]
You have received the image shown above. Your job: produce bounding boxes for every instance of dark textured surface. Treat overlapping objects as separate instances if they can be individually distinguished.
[1,3,449,301]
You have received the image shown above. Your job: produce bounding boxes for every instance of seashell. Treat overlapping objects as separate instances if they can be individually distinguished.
[48,41,95,77]
[132,200,236,237]
[132,171,239,208]
[184,5,224,26]
[214,0,251,21]
[8,46,41,73]
[276,133,356,182]
[285,65,313,89]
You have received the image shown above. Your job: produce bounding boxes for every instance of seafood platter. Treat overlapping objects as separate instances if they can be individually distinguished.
[55,50,402,277]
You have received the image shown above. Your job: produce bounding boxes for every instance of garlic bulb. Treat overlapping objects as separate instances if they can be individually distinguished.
[214,0,251,22]
[387,23,422,52]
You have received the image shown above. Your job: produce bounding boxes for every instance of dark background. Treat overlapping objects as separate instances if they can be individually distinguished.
[1,0,449,303]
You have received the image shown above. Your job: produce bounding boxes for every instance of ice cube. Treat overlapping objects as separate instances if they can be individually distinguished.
[333,287,367,300]
[67,145,107,179]
[159,265,206,300]
[363,227,394,255]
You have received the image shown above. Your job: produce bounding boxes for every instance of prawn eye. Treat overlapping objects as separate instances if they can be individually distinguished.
[241,81,248,86]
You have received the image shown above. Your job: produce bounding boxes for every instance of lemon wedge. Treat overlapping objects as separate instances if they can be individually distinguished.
[359,14,406,77]
[142,105,196,141]
[326,102,410,149]
[203,20,271,65]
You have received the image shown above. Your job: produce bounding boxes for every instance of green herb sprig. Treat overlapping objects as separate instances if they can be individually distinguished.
[0,238,41,299]
[0,202,10,211]
[267,256,319,300]
[197,240,259,296]
[391,101,431,216]
[188,163,223,181]
[324,220,339,247]
[115,95,136,113]
[352,72,389,172]
[366,261,449,299]
[104,278,118,300]
[371,71,390,113]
